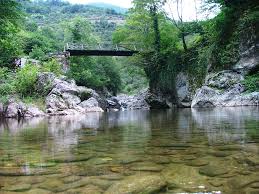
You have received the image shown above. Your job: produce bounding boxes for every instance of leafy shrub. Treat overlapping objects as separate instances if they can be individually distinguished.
[67,56,122,95]
[0,67,15,96]
[15,64,39,96]
[242,72,259,92]
[29,46,46,60]
[0,67,10,82]
[41,59,62,76]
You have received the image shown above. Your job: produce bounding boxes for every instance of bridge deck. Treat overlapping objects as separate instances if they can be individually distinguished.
[67,49,138,56]
[65,43,140,57]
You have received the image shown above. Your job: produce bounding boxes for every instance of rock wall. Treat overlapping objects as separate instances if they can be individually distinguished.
[176,72,193,108]
[192,38,259,108]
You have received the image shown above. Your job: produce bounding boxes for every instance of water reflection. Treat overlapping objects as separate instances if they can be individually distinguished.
[1,107,259,147]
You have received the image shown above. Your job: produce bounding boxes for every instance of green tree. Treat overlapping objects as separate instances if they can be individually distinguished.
[113,0,179,96]
[0,0,24,67]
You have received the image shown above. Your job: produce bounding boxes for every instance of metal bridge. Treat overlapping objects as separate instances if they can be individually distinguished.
[64,43,140,56]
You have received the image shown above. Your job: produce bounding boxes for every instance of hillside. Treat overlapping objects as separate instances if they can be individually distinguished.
[87,2,128,14]
[22,0,126,42]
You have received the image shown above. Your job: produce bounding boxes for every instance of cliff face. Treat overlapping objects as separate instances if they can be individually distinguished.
[191,27,259,108]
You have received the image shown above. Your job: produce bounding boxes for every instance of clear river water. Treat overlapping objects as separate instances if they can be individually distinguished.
[0,107,259,194]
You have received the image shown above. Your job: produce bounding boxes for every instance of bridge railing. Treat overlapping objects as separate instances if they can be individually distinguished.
[65,42,140,52]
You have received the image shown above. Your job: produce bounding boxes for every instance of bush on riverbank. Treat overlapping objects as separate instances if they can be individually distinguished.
[242,72,259,92]
[0,59,62,104]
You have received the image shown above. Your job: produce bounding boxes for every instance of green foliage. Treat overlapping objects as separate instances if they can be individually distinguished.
[41,59,62,76]
[0,0,24,67]
[202,3,259,72]
[22,0,125,43]
[67,57,121,95]
[242,72,259,92]
[29,46,46,60]
[0,68,15,96]
[113,0,198,97]
[15,64,39,96]
[118,58,148,94]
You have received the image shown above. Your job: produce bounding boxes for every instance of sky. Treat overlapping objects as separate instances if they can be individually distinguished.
[67,0,132,8]
[66,0,217,21]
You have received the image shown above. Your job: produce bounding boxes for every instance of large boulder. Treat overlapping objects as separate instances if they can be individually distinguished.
[36,72,57,95]
[0,99,45,118]
[79,97,104,113]
[111,90,171,111]
[145,90,170,109]
[113,93,150,110]
[44,73,104,115]
[192,70,259,108]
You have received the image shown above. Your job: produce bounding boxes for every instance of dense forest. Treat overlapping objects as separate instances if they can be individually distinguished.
[0,0,258,108]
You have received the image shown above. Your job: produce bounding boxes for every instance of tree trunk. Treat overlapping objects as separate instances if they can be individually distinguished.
[181,32,188,51]
[150,5,161,54]
[149,4,162,91]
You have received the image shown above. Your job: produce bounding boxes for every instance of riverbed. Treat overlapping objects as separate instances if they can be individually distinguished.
[0,107,259,193]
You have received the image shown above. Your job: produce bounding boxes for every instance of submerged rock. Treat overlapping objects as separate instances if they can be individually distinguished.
[245,156,259,166]
[227,174,259,190]
[38,179,67,192]
[104,174,167,194]
[130,162,164,172]
[185,158,209,167]
[48,154,93,163]
[62,175,82,184]
[199,165,230,177]
[208,151,233,157]
[27,188,52,194]
[162,164,209,192]
[0,167,58,176]
[2,183,31,192]
[65,185,103,194]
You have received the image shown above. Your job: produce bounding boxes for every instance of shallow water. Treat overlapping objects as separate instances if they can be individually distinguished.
[0,107,259,194]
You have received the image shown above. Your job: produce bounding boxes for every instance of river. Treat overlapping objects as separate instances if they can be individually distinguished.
[0,107,259,193]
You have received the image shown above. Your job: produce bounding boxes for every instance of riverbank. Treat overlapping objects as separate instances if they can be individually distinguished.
[1,43,258,119]
[0,70,258,119]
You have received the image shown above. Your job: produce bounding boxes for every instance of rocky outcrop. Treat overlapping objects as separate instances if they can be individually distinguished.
[192,37,259,108]
[109,90,171,111]
[145,90,171,109]
[39,73,105,115]
[192,70,259,108]
[176,72,192,108]
[112,93,150,110]
[0,100,45,118]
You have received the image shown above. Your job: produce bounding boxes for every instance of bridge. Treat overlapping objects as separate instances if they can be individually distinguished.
[64,43,140,57]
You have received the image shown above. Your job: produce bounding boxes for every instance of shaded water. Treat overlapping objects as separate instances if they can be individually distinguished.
[0,107,259,194]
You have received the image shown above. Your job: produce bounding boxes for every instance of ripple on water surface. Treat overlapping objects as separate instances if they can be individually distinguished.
[0,107,259,193]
